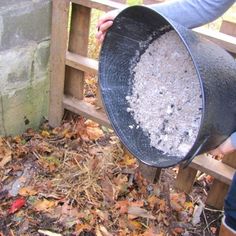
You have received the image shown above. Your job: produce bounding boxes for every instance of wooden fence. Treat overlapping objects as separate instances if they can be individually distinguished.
[49,0,236,209]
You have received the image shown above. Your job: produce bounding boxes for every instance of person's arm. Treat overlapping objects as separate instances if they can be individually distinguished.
[209,133,236,156]
[150,0,235,29]
[96,0,235,42]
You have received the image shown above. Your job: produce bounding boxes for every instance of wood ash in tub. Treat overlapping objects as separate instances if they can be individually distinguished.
[126,30,202,157]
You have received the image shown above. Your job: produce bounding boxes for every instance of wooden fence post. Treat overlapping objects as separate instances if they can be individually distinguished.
[206,152,236,209]
[65,4,91,100]
[175,165,198,193]
[49,0,70,127]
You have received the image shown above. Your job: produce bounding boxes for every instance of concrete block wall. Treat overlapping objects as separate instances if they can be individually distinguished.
[0,0,52,135]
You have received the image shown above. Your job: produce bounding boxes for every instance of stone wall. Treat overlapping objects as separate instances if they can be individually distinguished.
[0,0,52,135]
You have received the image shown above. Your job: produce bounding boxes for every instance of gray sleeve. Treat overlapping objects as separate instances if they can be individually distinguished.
[230,132,236,149]
[149,0,235,29]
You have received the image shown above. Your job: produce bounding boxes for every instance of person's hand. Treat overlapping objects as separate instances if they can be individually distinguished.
[209,135,236,156]
[96,9,123,43]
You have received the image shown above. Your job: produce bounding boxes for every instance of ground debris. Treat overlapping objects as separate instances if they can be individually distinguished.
[0,116,222,235]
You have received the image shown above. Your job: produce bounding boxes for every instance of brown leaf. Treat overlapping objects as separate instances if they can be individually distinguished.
[159,199,166,212]
[88,157,100,171]
[173,227,184,234]
[170,193,186,212]
[0,154,12,168]
[33,199,56,212]
[170,200,183,212]
[41,131,50,138]
[115,200,129,214]
[157,212,163,223]
[76,118,89,141]
[205,175,214,184]
[143,227,163,236]
[100,177,115,202]
[148,195,159,208]
[129,201,144,208]
[85,120,104,140]
[19,187,37,196]
[95,209,109,221]
[128,206,155,220]
[113,174,128,198]
[99,225,113,236]
[0,142,12,167]
[86,127,103,141]
[163,217,169,226]
[75,224,91,234]
[127,220,142,231]
[119,154,137,167]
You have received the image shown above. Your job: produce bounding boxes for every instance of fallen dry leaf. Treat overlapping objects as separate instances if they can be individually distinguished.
[8,198,26,214]
[148,195,159,208]
[116,200,129,214]
[159,199,166,212]
[170,193,186,212]
[127,220,142,231]
[0,155,12,168]
[33,199,56,212]
[143,227,163,236]
[19,186,37,196]
[38,230,62,236]
[41,130,50,138]
[100,176,115,202]
[95,209,109,221]
[99,225,113,236]
[0,142,12,168]
[173,227,184,234]
[128,206,155,220]
[120,154,136,167]
[86,126,103,141]
[75,224,92,234]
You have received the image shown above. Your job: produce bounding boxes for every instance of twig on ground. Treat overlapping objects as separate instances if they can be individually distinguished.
[203,211,223,234]
[203,208,211,234]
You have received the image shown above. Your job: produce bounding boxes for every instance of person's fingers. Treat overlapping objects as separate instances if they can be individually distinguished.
[95,30,103,40]
[95,31,106,43]
[98,34,105,44]
[96,8,125,43]
[208,147,223,156]
[209,137,236,156]
[99,20,113,32]
[96,21,114,43]
[97,9,119,28]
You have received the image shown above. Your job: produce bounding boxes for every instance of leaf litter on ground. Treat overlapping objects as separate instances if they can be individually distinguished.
[0,115,222,235]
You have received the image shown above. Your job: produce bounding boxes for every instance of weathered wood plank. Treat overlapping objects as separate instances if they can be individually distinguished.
[206,179,229,209]
[65,4,91,100]
[139,162,162,183]
[71,0,126,12]
[49,0,70,127]
[63,95,111,128]
[220,19,236,37]
[190,155,234,185]
[66,52,98,74]
[175,165,198,193]
[222,152,236,169]
[194,28,236,54]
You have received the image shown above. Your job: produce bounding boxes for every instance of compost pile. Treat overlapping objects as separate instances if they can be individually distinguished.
[127,30,202,157]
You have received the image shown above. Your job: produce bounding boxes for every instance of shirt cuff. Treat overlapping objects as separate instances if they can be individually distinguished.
[230,132,236,149]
